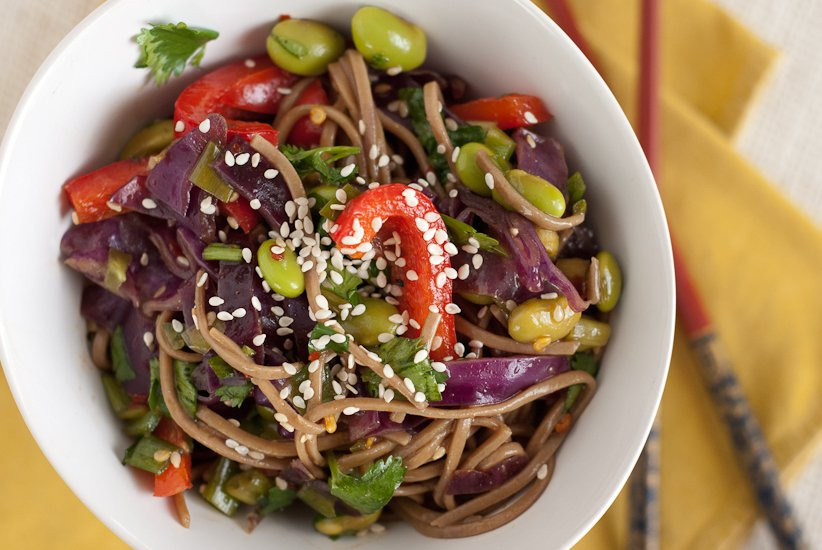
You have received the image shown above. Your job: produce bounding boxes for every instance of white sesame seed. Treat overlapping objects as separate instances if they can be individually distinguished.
[107,200,122,212]
[473,254,484,269]
[217,311,233,321]
[423,227,436,241]
[484,172,495,189]
[171,319,184,333]
[541,292,559,300]
[524,110,539,124]
[405,269,419,281]
[403,378,416,392]
[377,332,394,343]
[386,65,402,76]
[469,339,484,349]
[415,217,429,232]
[249,451,265,460]
[143,331,154,349]
[224,150,235,167]
[141,198,157,210]
[176,256,190,267]
[343,406,360,415]
[170,451,182,468]
[209,296,225,306]
[277,86,293,95]
[436,271,447,288]
[264,168,278,179]
[444,242,459,256]
[274,412,289,423]
[252,334,266,346]
[369,144,379,160]
[283,362,298,376]
[197,272,209,287]
[429,305,439,314]
[232,308,247,318]
[414,392,426,403]
[140,252,149,266]
[537,463,549,479]
[449,189,459,198]
[414,349,428,363]
[351,304,366,316]
[451,146,461,163]
[432,361,447,373]
[445,303,461,314]
[384,389,395,403]
[174,120,185,132]
[198,118,211,133]
[240,247,252,263]
[526,134,537,149]
[244,58,256,68]
[430,255,445,266]
[228,418,241,427]
[225,438,239,449]
[436,143,446,155]
[293,396,306,409]
[427,243,443,256]
[249,198,262,210]
[340,163,356,177]
[377,154,390,167]
[251,152,261,167]
[251,296,262,311]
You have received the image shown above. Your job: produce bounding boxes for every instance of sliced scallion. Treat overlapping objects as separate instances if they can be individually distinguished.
[122,434,179,474]
[110,326,135,383]
[189,141,238,203]
[202,243,244,262]
[319,183,360,221]
[103,248,132,292]
[203,457,240,516]
[124,409,163,437]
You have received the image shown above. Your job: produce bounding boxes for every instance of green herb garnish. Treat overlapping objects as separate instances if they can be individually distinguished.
[208,356,236,380]
[441,214,508,256]
[282,145,360,185]
[110,326,135,383]
[203,243,244,262]
[321,267,363,306]
[327,453,406,514]
[362,337,447,402]
[258,487,298,515]
[564,352,599,411]
[122,434,179,474]
[308,324,350,355]
[215,381,254,408]
[136,22,219,85]
[318,183,361,221]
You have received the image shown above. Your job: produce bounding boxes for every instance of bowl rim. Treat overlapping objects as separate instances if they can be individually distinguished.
[0,0,675,548]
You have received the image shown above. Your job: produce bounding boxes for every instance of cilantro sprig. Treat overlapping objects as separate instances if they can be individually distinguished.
[281,145,361,185]
[136,22,219,85]
[327,453,406,514]
[362,337,448,402]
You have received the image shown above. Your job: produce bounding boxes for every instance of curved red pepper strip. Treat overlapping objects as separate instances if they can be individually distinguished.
[330,184,457,360]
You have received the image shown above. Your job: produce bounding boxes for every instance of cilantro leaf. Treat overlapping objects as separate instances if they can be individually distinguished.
[308,324,350,355]
[174,360,199,416]
[441,214,508,256]
[398,87,486,182]
[328,454,406,514]
[110,326,135,383]
[281,145,360,185]
[215,380,254,408]
[564,352,599,411]
[321,267,363,306]
[362,337,447,402]
[258,487,297,515]
[135,22,219,85]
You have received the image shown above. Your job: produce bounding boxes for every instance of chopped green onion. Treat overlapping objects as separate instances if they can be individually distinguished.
[103,248,132,292]
[161,323,185,350]
[297,484,337,518]
[124,409,163,437]
[572,198,587,215]
[102,374,131,417]
[208,356,235,379]
[189,141,238,202]
[122,434,179,474]
[147,358,169,416]
[441,214,508,256]
[314,510,382,538]
[224,469,272,505]
[110,326,135,383]
[319,183,361,221]
[182,327,211,354]
[564,352,599,411]
[203,457,239,516]
[567,171,586,205]
[202,243,243,262]
[258,486,297,515]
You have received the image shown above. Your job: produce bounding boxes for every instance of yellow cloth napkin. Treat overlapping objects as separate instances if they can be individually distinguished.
[532,0,822,548]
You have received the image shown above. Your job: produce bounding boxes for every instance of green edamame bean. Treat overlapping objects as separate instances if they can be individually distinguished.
[567,316,611,350]
[456,142,510,197]
[471,121,516,161]
[458,291,495,305]
[225,469,272,505]
[507,296,581,343]
[596,251,622,312]
[314,510,382,537]
[267,19,345,76]
[340,297,400,346]
[351,6,427,71]
[492,169,566,217]
[119,119,174,160]
[257,239,305,298]
[535,228,560,259]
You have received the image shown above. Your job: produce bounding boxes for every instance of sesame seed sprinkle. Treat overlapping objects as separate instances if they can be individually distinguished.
[244,58,256,68]
[249,198,261,210]
[436,143,446,154]
[224,150,235,167]
[252,334,266,346]
[445,303,461,314]
[340,163,356,177]
[141,198,157,210]
[217,311,233,321]
[386,65,402,76]
[198,118,211,133]
[524,110,538,124]
[264,168,278,179]
[537,463,549,480]
[174,120,185,132]
[209,296,225,306]
[143,331,154,349]
[484,172,495,189]
[343,406,360,415]
[414,392,426,403]
[197,272,209,287]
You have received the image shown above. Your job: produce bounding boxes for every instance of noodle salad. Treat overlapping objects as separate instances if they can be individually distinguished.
[60,7,622,538]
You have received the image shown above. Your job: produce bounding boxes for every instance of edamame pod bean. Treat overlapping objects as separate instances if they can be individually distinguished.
[225,470,272,505]
[456,142,510,197]
[257,239,305,298]
[119,119,175,160]
[507,296,581,343]
[471,121,516,161]
[535,228,560,259]
[267,19,345,76]
[596,251,622,312]
[340,297,400,346]
[567,317,611,349]
[493,169,566,217]
[351,6,427,71]
[314,510,381,537]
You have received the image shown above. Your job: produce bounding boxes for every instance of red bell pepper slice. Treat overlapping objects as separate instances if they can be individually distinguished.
[220,197,261,233]
[220,64,298,115]
[286,80,329,148]
[153,452,192,497]
[449,94,552,130]
[173,56,294,137]
[152,417,192,497]
[64,158,150,223]
[226,120,279,146]
[330,184,457,360]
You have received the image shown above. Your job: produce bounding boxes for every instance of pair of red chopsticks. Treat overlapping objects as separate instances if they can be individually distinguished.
[542,0,805,548]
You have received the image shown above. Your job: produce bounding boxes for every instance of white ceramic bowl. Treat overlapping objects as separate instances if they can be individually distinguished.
[0,0,674,548]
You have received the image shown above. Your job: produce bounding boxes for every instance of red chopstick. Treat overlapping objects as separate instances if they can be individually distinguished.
[544,1,805,547]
